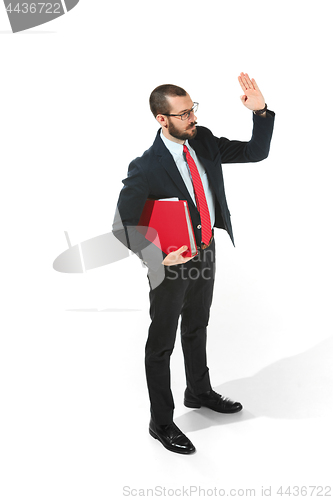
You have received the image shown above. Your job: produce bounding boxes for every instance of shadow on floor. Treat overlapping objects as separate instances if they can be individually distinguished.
[176,336,333,432]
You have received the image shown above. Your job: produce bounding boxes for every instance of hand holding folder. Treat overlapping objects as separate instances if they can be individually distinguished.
[162,244,195,266]
[137,198,198,261]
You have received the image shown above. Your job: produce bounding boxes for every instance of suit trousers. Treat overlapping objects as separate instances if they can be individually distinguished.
[145,239,216,425]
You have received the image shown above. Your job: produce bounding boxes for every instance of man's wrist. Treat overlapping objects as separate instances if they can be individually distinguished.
[253,103,267,116]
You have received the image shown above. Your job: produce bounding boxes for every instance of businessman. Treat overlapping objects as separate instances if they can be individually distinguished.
[112,73,275,454]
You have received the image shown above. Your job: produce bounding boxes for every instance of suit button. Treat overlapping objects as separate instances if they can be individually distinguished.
[197,224,201,229]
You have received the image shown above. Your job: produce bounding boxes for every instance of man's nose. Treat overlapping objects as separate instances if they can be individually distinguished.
[189,110,197,121]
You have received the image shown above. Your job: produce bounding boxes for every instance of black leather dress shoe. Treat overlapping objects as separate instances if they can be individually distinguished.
[149,419,196,454]
[184,388,243,413]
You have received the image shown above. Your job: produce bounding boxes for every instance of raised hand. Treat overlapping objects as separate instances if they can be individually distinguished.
[238,72,265,111]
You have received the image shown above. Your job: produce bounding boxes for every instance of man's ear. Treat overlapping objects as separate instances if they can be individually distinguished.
[156,114,168,129]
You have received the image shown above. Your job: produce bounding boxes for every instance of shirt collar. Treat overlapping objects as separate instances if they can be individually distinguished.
[160,129,190,156]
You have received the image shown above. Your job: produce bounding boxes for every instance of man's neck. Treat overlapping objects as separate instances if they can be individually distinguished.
[161,128,185,145]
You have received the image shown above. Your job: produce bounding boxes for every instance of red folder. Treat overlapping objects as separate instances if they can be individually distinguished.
[137,199,198,258]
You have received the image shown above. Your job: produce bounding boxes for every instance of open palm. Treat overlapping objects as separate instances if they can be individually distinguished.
[238,72,265,111]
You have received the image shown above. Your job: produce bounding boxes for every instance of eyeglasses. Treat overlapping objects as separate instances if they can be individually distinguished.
[163,102,199,121]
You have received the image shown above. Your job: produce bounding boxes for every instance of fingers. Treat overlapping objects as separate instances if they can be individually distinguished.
[238,72,255,91]
[178,245,194,262]
[244,73,254,89]
[175,245,196,263]
[238,75,246,93]
[251,77,261,94]
[163,245,194,266]
[175,245,188,254]
[239,95,247,106]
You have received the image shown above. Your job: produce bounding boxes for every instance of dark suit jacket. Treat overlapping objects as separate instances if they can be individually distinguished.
[112,110,275,271]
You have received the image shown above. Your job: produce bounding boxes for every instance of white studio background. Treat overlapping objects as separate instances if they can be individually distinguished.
[0,1,332,499]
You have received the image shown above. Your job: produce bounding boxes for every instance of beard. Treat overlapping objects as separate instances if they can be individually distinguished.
[168,120,198,141]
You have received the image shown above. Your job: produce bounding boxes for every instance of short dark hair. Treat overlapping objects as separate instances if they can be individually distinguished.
[149,84,187,117]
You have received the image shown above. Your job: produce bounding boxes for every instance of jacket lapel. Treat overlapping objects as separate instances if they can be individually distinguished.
[152,130,196,206]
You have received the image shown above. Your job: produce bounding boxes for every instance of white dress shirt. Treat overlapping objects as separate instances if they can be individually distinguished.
[160,130,215,228]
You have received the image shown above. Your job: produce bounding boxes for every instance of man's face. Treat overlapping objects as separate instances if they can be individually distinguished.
[163,94,198,143]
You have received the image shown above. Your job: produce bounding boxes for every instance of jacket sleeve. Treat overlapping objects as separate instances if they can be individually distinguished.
[112,159,167,273]
[215,110,275,163]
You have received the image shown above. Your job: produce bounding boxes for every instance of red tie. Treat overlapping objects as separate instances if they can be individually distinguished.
[183,144,212,245]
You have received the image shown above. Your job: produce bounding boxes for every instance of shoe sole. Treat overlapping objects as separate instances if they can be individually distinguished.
[184,399,201,409]
[149,428,196,455]
[184,399,243,413]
